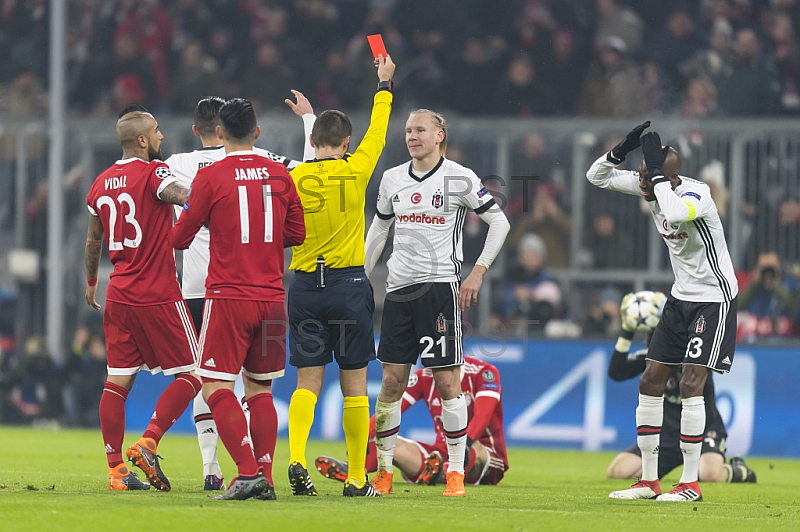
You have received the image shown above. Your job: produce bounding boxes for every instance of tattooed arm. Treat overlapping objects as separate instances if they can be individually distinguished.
[85,214,104,309]
[157,182,191,206]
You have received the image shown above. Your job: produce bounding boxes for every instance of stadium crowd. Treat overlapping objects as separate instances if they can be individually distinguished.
[2,0,800,117]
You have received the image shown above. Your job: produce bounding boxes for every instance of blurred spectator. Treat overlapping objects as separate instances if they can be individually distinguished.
[769,13,800,112]
[508,185,571,269]
[0,71,47,229]
[450,38,502,115]
[8,335,61,423]
[115,0,174,105]
[578,36,648,117]
[538,28,588,115]
[0,0,47,82]
[584,209,635,270]
[170,0,215,49]
[583,285,623,337]
[776,196,800,263]
[508,133,561,220]
[494,54,540,116]
[208,27,243,98]
[681,77,719,118]
[716,28,782,115]
[496,233,566,333]
[649,10,705,96]
[240,41,295,112]
[170,41,221,113]
[739,252,797,339]
[594,0,644,54]
[62,322,106,427]
[312,47,363,111]
[699,160,729,222]
[110,33,158,111]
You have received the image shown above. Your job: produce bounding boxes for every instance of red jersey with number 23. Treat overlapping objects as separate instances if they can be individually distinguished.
[171,150,305,302]
[86,157,183,306]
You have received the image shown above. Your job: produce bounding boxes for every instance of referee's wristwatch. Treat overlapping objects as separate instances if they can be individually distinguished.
[377,80,393,92]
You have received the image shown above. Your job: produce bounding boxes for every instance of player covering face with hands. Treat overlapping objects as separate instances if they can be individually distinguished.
[364,109,510,497]
[587,123,739,502]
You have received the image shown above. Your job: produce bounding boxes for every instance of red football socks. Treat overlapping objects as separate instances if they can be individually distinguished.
[207,388,259,477]
[143,374,201,443]
[365,440,379,473]
[247,392,278,484]
[100,382,129,468]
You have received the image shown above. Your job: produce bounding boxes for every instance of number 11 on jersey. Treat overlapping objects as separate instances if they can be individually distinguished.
[237,184,273,244]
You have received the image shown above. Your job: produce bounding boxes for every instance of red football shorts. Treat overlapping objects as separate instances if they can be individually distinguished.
[104,300,198,376]
[196,298,286,382]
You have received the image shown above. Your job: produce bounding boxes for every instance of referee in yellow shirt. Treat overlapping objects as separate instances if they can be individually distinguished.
[286,54,395,498]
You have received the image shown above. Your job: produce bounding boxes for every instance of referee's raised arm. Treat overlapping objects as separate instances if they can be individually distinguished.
[284,54,396,497]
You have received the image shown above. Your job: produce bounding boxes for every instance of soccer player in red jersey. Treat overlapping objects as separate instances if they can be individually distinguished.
[85,107,202,491]
[172,98,305,501]
[315,357,508,486]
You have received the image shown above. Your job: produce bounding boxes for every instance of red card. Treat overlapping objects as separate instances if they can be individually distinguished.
[367,34,388,58]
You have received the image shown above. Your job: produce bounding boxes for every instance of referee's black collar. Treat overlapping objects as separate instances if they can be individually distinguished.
[408,156,444,183]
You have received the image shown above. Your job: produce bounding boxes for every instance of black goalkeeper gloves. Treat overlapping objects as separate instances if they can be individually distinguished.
[608,121,651,163]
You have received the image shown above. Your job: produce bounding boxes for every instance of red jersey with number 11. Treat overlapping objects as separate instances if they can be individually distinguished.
[171,150,305,302]
[86,157,183,306]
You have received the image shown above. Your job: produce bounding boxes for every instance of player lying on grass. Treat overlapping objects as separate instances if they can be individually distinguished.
[315,357,508,486]
[607,292,757,485]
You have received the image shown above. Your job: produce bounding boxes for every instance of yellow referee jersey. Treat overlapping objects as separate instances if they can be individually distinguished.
[289,90,393,272]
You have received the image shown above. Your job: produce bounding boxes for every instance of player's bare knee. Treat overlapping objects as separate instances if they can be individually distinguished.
[638,373,666,396]
[679,367,708,398]
[379,371,407,401]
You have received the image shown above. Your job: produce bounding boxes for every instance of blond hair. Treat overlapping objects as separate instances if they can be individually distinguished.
[409,109,447,157]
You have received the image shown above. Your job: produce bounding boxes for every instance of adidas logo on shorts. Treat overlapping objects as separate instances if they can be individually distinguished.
[722,356,731,365]
[205,358,216,368]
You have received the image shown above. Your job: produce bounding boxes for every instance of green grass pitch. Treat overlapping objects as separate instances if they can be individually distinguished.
[0,427,798,531]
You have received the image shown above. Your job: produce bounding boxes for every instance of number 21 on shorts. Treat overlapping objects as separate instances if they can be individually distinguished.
[420,335,446,359]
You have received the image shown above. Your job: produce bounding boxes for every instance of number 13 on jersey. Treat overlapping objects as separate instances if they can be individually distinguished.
[237,184,273,244]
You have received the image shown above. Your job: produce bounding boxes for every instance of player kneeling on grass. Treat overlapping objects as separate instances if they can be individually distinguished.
[607,291,756,487]
[587,123,739,502]
[315,356,508,487]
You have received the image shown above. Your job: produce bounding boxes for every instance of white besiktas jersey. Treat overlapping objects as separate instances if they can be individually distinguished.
[166,145,296,299]
[587,154,738,302]
[376,157,495,292]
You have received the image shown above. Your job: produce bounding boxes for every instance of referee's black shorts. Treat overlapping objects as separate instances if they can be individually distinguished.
[288,266,376,370]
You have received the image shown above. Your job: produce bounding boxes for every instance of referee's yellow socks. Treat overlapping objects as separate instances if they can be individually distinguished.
[288,388,317,468]
[342,395,370,487]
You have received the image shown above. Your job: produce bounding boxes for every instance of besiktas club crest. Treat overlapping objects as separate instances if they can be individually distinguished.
[436,313,447,334]
[695,315,706,334]
[432,190,444,208]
